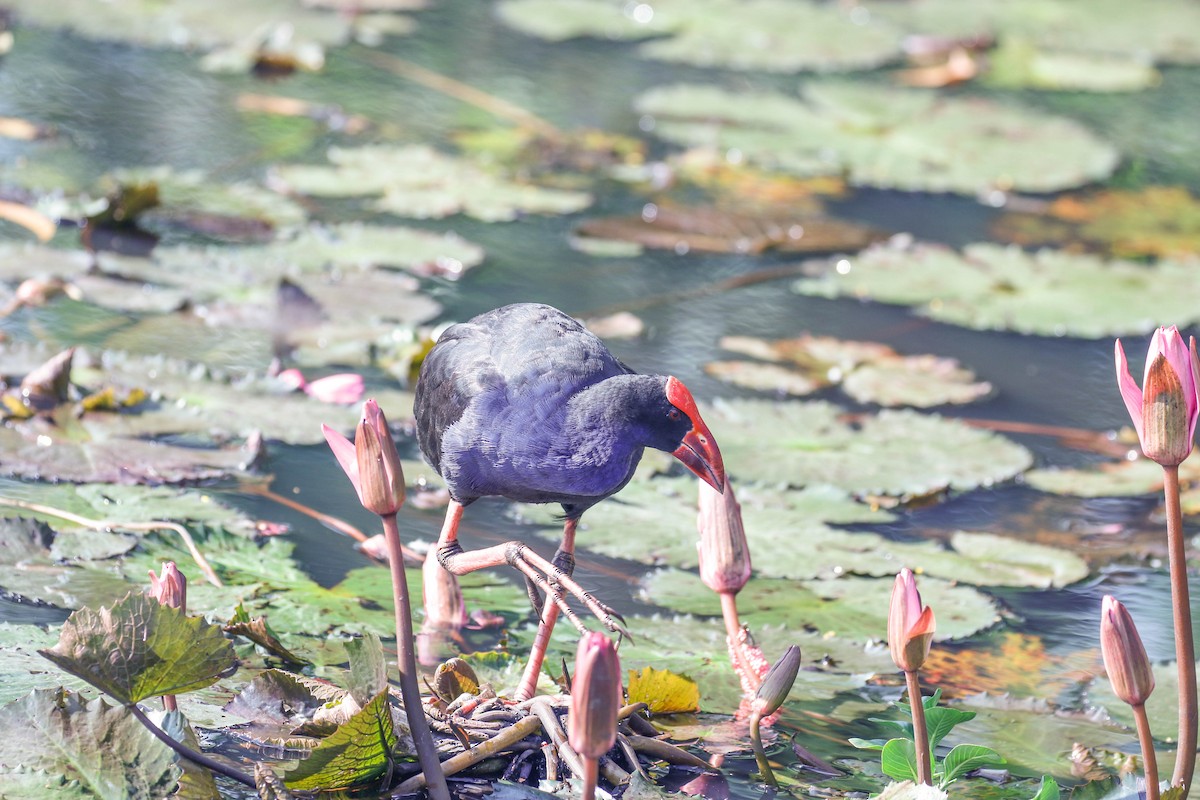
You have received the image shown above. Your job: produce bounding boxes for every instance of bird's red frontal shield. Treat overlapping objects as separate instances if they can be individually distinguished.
[666,376,726,492]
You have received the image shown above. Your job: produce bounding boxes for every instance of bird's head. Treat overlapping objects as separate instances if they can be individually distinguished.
[661,376,725,493]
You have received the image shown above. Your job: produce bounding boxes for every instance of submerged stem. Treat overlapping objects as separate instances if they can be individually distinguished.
[1164,465,1197,797]
[127,702,254,788]
[906,670,933,786]
[1133,703,1161,800]
[381,513,450,800]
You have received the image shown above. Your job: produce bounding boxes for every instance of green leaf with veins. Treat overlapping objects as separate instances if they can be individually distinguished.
[284,690,400,790]
[39,592,236,704]
[0,688,178,800]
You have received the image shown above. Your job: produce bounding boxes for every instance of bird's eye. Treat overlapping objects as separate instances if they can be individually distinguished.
[667,408,681,421]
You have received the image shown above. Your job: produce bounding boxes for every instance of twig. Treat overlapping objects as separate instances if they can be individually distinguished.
[624,734,712,769]
[393,713,542,794]
[127,702,254,788]
[240,482,370,543]
[0,497,222,587]
[354,49,562,140]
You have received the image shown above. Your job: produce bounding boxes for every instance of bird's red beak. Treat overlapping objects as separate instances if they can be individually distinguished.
[666,376,726,493]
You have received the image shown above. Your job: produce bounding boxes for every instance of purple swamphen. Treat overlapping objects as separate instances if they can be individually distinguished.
[415,303,725,700]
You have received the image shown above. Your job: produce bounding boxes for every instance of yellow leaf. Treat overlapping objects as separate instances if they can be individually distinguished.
[627,666,699,714]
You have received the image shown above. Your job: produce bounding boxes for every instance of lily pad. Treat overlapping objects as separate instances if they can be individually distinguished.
[1086,660,1198,734]
[273,145,592,222]
[0,688,178,800]
[640,570,1000,641]
[794,241,1200,338]
[636,82,1118,195]
[1,0,412,68]
[547,613,896,715]
[985,40,1160,92]
[707,335,991,407]
[992,187,1200,260]
[870,0,1200,67]
[1024,459,1164,498]
[0,623,94,705]
[499,0,903,73]
[703,399,1032,500]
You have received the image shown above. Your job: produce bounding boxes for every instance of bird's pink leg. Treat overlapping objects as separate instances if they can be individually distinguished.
[435,504,627,683]
[513,519,576,701]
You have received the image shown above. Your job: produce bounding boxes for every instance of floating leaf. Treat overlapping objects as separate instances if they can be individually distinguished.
[640,570,999,641]
[39,592,237,704]
[225,606,312,667]
[985,40,1160,92]
[161,709,221,800]
[284,690,398,791]
[499,0,903,73]
[993,187,1200,260]
[0,623,93,704]
[576,205,883,255]
[636,82,1117,195]
[876,782,948,800]
[705,399,1032,500]
[1024,459,1163,498]
[0,688,177,800]
[708,335,991,407]
[345,633,388,706]
[794,241,1200,338]
[626,666,700,714]
[273,145,592,222]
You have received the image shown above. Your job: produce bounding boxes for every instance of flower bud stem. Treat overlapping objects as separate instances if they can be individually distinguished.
[1133,703,1161,800]
[720,591,763,693]
[906,670,933,786]
[580,756,600,800]
[382,513,450,800]
[749,710,778,788]
[1164,465,1197,796]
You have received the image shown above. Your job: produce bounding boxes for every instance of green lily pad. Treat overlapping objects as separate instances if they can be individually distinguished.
[0,688,178,800]
[39,592,237,704]
[640,571,999,641]
[284,690,398,791]
[0,623,94,705]
[103,166,307,239]
[920,532,1089,589]
[636,82,1118,195]
[871,0,1200,67]
[1086,660,1198,734]
[1024,459,1164,498]
[704,399,1033,500]
[794,241,1200,338]
[985,40,1160,93]
[499,0,903,73]
[0,0,406,66]
[520,476,896,573]
[708,335,991,407]
[545,613,896,715]
[273,145,592,222]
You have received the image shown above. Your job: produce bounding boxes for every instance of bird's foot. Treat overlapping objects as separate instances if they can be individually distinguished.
[506,542,629,640]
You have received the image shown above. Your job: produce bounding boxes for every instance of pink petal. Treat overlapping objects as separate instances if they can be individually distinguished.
[1190,337,1200,443]
[322,423,363,500]
[305,373,365,404]
[277,368,307,392]
[1114,339,1145,442]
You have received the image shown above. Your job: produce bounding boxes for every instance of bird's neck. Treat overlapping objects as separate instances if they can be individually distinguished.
[562,374,664,453]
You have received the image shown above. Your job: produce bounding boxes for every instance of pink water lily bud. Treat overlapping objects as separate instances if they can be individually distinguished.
[888,568,936,673]
[1115,326,1200,466]
[322,399,406,517]
[697,480,752,595]
[569,632,622,760]
[147,561,187,612]
[1101,595,1155,707]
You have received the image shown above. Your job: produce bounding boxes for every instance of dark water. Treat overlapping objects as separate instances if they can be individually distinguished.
[2,1,1199,795]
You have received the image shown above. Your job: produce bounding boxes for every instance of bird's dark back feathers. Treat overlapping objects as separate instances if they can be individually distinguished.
[414,303,633,482]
